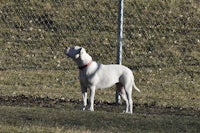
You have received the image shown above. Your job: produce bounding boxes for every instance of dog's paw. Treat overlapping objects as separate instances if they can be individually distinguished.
[88,108,94,111]
[122,110,132,114]
[122,110,126,114]
[81,106,86,111]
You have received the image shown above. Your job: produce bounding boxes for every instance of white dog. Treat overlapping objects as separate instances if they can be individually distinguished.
[65,46,140,114]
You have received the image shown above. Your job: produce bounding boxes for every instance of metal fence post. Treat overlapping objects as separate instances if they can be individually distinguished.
[117,0,124,65]
[116,0,124,104]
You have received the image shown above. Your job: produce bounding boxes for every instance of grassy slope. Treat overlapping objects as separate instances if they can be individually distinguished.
[0,0,199,108]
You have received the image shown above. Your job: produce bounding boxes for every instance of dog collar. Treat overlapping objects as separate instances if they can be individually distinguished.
[79,61,93,70]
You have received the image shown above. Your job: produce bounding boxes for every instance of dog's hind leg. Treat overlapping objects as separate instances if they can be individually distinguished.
[126,88,133,114]
[116,83,123,105]
[119,87,129,113]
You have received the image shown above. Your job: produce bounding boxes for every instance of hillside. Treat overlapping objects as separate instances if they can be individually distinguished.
[0,0,199,109]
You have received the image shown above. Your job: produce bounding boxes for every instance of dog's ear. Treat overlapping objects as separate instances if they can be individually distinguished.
[80,47,86,55]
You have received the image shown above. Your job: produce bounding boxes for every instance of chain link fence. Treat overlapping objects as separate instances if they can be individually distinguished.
[0,0,119,71]
[0,0,200,109]
[1,0,199,69]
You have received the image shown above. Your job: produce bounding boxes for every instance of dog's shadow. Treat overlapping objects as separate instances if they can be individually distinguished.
[74,101,126,113]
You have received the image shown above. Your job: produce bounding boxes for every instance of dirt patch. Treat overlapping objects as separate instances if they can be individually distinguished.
[0,95,199,117]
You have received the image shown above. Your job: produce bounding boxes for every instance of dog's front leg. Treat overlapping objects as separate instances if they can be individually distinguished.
[82,91,87,110]
[89,86,95,111]
[81,82,87,111]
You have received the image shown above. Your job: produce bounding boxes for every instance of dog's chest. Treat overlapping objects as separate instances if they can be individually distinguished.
[79,70,96,86]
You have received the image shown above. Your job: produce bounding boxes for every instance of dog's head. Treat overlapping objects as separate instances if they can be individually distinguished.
[65,46,92,68]
[65,46,86,60]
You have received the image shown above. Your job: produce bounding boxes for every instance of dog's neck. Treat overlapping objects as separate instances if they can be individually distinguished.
[79,60,93,70]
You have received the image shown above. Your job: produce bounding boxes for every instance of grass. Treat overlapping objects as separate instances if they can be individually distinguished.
[0,0,200,132]
[0,67,199,109]
[0,105,199,133]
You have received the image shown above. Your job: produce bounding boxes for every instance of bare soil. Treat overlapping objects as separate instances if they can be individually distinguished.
[0,95,199,117]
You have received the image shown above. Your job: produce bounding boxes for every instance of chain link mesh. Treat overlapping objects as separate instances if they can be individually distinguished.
[123,0,200,68]
[0,0,118,71]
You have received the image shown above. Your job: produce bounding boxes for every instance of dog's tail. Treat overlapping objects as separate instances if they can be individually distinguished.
[130,70,141,92]
[133,81,141,92]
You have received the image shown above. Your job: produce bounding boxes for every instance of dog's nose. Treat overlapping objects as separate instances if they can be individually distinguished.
[64,47,68,55]
[65,47,71,57]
